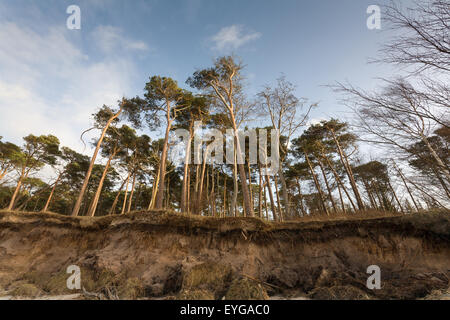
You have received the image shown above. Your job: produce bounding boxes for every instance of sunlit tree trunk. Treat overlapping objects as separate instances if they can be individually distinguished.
[264,175,277,221]
[180,132,193,213]
[304,149,328,215]
[295,177,306,216]
[258,164,263,218]
[322,154,357,212]
[110,174,130,215]
[121,173,131,214]
[155,115,173,209]
[8,167,29,211]
[72,107,123,217]
[127,172,137,213]
[393,162,420,211]
[88,151,117,217]
[388,180,404,213]
[148,167,161,210]
[329,129,364,211]
[274,175,283,221]
[317,159,337,213]
[42,172,63,212]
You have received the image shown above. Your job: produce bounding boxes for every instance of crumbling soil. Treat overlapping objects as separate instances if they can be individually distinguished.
[0,210,448,300]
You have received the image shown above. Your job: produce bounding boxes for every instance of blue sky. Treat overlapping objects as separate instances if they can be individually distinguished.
[0,0,411,156]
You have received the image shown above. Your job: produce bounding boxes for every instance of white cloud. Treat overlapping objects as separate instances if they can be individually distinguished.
[91,25,149,53]
[210,25,261,51]
[0,22,146,156]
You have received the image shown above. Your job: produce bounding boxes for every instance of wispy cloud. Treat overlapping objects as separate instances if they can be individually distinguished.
[210,25,261,51]
[91,25,150,53]
[0,22,145,154]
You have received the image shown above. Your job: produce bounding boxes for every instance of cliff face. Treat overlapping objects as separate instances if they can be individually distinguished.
[0,210,449,300]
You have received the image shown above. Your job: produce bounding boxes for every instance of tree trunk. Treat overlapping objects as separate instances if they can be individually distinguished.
[248,162,254,216]
[278,168,291,219]
[72,108,122,216]
[223,174,227,217]
[7,167,26,211]
[87,151,116,217]
[121,173,131,214]
[362,178,377,209]
[148,167,161,210]
[258,164,263,218]
[42,172,62,212]
[155,118,173,209]
[323,154,357,211]
[421,135,450,182]
[127,172,137,213]
[329,129,365,211]
[232,151,238,217]
[180,132,192,213]
[394,163,420,211]
[110,174,130,215]
[336,182,346,214]
[388,180,404,213]
[304,149,328,215]
[0,165,10,181]
[273,175,283,221]
[264,175,277,221]
[295,177,306,216]
[317,159,337,213]
[197,144,211,214]
[231,122,254,216]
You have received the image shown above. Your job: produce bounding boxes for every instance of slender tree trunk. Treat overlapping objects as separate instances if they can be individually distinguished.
[258,164,263,218]
[127,172,137,213]
[121,172,131,214]
[329,129,364,211]
[432,168,450,200]
[317,159,337,213]
[155,117,173,209]
[197,144,211,214]
[7,167,26,211]
[264,175,277,221]
[336,182,346,214]
[223,174,227,217]
[295,177,306,216]
[231,121,254,216]
[0,165,10,181]
[187,165,191,214]
[180,133,192,213]
[42,172,62,212]
[323,154,357,211]
[362,178,377,209]
[148,167,161,210]
[394,163,420,211]
[72,108,122,217]
[110,175,130,215]
[372,182,386,211]
[263,182,269,220]
[166,175,170,208]
[421,135,450,182]
[248,162,254,215]
[232,151,238,217]
[278,168,291,219]
[304,149,328,215]
[87,151,116,217]
[388,180,404,213]
[274,175,283,221]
